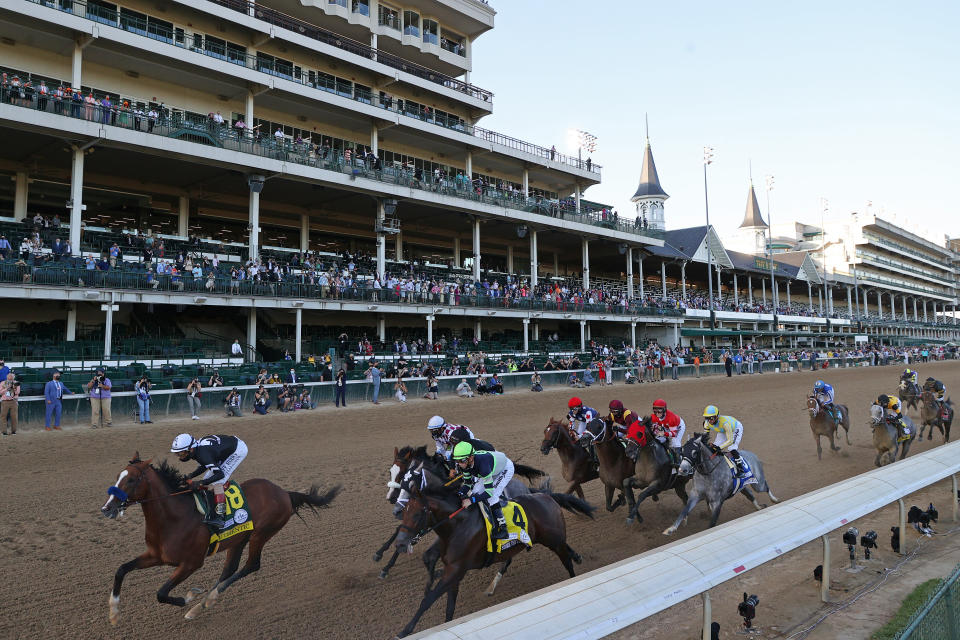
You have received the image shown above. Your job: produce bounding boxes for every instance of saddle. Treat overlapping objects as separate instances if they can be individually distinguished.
[191,481,254,554]
[481,500,531,554]
[722,456,757,494]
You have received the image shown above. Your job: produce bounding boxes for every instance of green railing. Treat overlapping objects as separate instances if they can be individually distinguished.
[896,564,960,640]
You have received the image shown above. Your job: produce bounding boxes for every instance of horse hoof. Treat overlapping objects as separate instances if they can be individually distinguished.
[203,588,220,610]
[108,594,120,626]
[625,517,634,525]
[663,527,676,536]
[185,601,204,620]
[379,570,389,579]
[184,588,205,604]
[373,552,383,562]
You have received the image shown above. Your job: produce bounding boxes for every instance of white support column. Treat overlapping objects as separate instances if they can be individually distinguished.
[818,288,824,314]
[104,299,114,358]
[786,281,792,307]
[715,267,722,300]
[581,239,590,289]
[847,286,852,315]
[506,245,514,273]
[395,232,403,262]
[877,291,883,320]
[465,150,473,179]
[630,322,636,349]
[532,322,539,341]
[902,296,908,321]
[474,319,482,341]
[586,322,591,341]
[294,308,302,362]
[378,315,386,343]
[807,281,813,312]
[248,188,260,260]
[554,252,559,277]
[661,261,667,299]
[376,199,386,278]
[748,275,753,304]
[426,315,434,345]
[69,147,85,253]
[247,310,257,362]
[72,39,83,89]
[574,183,581,213]
[453,236,461,268]
[681,262,687,301]
[701,592,712,640]
[579,320,586,351]
[522,168,529,198]
[522,318,530,352]
[472,218,481,282]
[66,303,77,342]
[762,279,767,306]
[178,195,189,238]
[300,213,310,252]
[13,172,28,220]
[914,298,919,322]
[638,255,645,298]
[626,247,634,299]
[529,229,538,287]
[732,272,738,305]
[245,90,254,138]
[370,122,378,154]
[820,535,831,602]
[890,294,896,320]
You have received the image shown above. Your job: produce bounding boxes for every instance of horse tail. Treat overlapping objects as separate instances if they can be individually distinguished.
[528,477,554,494]
[547,492,596,519]
[513,463,546,481]
[288,485,342,519]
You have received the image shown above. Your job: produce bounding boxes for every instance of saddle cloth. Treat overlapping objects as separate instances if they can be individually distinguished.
[192,481,255,555]
[482,501,532,554]
[723,456,757,495]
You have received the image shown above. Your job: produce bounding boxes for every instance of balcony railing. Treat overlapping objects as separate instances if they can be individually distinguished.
[0,82,641,238]
[863,233,953,269]
[855,249,955,285]
[25,0,602,176]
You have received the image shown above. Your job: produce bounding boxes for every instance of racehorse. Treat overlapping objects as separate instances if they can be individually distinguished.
[578,418,635,513]
[898,380,921,412]
[663,434,779,536]
[622,416,690,525]
[393,465,594,638]
[868,404,916,466]
[540,417,599,498]
[807,395,852,460]
[919,390,954,442]
[100,454,340,624]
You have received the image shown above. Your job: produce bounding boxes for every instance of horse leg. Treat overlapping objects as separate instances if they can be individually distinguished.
[552,542,577,578]
[374,525,400,562]
[828,430,840,452]
[396,568,464,638]
[740,487,764,510]
[486,558,512,596]
[109,552,162,625]
[627,481,662,525]
[707,498,725,528]
[195,530,272,617]
[379,548,402,579]
[444,583,460,622]
[814,432,823,460]
[664,493,700,536]
[622,477,636,514]
[157,562,201,608]
[604,484,616,512]
[422,540,445,595]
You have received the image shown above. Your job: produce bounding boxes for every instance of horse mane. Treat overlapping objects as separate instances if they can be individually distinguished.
[152,460,189,492]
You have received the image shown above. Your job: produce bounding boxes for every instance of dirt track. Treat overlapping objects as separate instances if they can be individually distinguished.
[2,360,958,640]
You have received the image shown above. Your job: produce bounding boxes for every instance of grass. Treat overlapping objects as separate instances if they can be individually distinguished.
[871,578,944,640]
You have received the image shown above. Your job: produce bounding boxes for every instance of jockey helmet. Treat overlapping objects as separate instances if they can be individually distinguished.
[652,398,667,410]
[903,369,913,376]
[702,405,719,418]
[926,377,936,384]
[170,433,195,453]
[452,441,475,460]
[568,397,582,409]
[427,415,444,431]
[877,393,890,406]
[814,380,825,392]
[609,399,624,413]
[935,381,945,392]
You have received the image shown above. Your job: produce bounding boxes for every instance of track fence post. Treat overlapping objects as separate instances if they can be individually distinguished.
[701,592,712,640]
[898,498,907,555]
[953,474,958,523]
[821,534,831,602]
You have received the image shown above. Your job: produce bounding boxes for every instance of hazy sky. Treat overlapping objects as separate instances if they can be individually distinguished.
[471,1,959,244]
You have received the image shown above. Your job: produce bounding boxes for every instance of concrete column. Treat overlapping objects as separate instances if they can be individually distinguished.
[72,40,83,89]
[13,172,28,220]
[104,300,114,358]
[574,183,581,213]
[748,275,753,304]
[529,229,538,287]
[522,318,529,352]
[506,245,514,273]
[522,168,529,198]
[732,272,738,305]
[245,90,254,138]
[376,199,386,277]
[786,282,791,307]
[553,252,559,277]
[66,303,77,342]
[178,195,189,237]
[247,309,257,362]
[582,239,590,289]
[453,236,461,268]
[395,232,403,262]
[681,262,687,301]
[626,247,634,298]
[914,298,919,322]
[69,147,84,253]
[890,294,896,320]
[370,122,378,154]
[579,320,586,351]
[586,323,591,341]
[474,319,482,341]
[378,315,386,342]
[630,322,637,349]
[532,322,539,341]
[818,288,824,314]
[847,286,852,315]
[638,255,644,299]
[465,150,472,178]
[715,267,722,300]
[294,308,302,362]
[762,279,767,306]
[300,213,310,252]
[426,315,434,345]
[807,281,813,312]
[661,261,667,299]
[902,296,908,320]
[248,189,260,260]
[877,291,883,320]
[472,218,481,282]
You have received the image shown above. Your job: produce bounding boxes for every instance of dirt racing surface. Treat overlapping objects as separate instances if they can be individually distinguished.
[1,360,958,640]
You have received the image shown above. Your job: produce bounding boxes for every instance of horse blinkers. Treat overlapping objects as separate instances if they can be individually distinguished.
[102,463,146,519]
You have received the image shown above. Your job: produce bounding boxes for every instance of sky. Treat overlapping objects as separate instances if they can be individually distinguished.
[470,0,959,244]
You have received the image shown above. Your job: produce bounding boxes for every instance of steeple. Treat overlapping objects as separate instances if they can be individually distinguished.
[630,119,669,231]
[740,181,767,228]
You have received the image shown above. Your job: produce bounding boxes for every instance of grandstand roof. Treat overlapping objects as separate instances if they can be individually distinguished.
[646,226,734,268]
[630,140,669,201]
[725,249,823,284]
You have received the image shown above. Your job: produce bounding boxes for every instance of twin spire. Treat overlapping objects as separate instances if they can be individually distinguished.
[630,116,669,201]
[740,181,767,228]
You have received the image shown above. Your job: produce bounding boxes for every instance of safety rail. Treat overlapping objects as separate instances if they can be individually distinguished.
[409,439,960,640]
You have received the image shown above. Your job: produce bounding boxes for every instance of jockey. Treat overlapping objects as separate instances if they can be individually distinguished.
[428,415,474,461]
[876,394,911,442]
[701,406,748,478]
[922,377,948,414]
[813,380,839,424]
[452,441,514,541]
[901,369,918,389]
[607,399,640,439]
[171,433,248,528]
[567,397,600,440]
[649,398,686,459]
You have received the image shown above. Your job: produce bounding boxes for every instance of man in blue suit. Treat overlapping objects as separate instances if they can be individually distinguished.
[44,370,72,430]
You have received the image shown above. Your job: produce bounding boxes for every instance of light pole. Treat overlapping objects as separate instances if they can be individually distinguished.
[765,175,777,314]
[820,197,830,314]
[575,129,597,168]
[704,146,715,329]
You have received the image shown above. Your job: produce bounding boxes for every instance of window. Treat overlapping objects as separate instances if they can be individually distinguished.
[422,20,438,45]
[378,4,399,29]
[203,35,227,60]
[119,8,148,36]
[354,83,372,104]
[86,0,118,26]
[403,10,419,37]
[441,30,465,56]
[147,17,174,44]
[226,42,247,66]
[256,52,293,79]
[328,0,347,7]
[351,0,369,16]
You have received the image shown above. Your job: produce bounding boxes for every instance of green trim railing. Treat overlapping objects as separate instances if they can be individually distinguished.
[896,563,960,639]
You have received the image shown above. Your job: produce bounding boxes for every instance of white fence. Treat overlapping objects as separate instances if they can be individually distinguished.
[409,440,960,640]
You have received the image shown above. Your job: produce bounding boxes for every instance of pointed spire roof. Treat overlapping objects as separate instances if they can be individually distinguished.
[740,181,767,228]
[630,139,669,201]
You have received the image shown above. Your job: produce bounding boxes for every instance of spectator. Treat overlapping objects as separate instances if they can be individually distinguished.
[475,373,488,396]
[287,368,298,384]
[724,353,733,377]
[44,370,71,430]
[394,374,407,403]
[365,360,381,404]
[254,385,271,414]
[423,374,439,400]
[225,388,242,417]
[299,387,314,409]
[87,368,112,429]
[531,371,543,392]
[693,354,701,378]
[671,354,680,380]
[583,368,594,387]
[256,368,269,385]
[0,359,9,382]
[624,368,636,384]
[278,383,293,411]
[186,377,201,420]
[456,378,474,398]
[488,373,504,395]
[208,370,224,388]
[231,339,243,357]
[135,376,152,424]
[1,372,20,435]
[334,368,347,407]
[0,234,11,260]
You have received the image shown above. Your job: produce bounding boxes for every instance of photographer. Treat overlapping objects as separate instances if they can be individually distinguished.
[134,376,152,424]
[253,384,271,415]
[207,370,224,388]
[224,387,242,417]
[86,368,112,429]
[186,378,202,420]
[1,371,20,435]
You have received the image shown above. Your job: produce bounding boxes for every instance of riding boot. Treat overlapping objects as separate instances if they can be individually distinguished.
[670,447,681,471]
[488,502,509,541]
[203,491,226,528]
[897,418,911,442]
[730,450,749,478]
[588,444,599,465]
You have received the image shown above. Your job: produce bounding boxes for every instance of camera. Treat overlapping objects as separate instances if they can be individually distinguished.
[861,530,878,560]
[842,527,859,546]
[738,592,759,628]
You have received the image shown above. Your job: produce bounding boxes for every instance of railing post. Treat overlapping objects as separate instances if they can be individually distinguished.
[898,498,907,555]
[953,474,958,523]
[701,592,712,640]
[821,534,831,602]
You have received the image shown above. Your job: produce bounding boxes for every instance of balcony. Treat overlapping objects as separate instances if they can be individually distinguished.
[856,250,955,285]
[0,82,635,238]
[21,0,601,177]
[863,233,952,270]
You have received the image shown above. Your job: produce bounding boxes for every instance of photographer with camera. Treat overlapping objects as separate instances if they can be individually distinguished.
[134,375,152,424]
[186,377,202,420]
[1,371,20,435]
[86,368,112,429]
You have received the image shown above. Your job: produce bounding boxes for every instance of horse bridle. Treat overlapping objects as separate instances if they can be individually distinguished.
[107,466,192,509]
[683,438,721,475]
[543,424,562,451]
